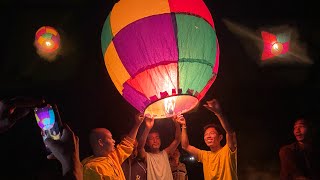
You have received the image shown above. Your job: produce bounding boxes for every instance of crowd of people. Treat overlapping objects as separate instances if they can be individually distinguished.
[1,96,319,179]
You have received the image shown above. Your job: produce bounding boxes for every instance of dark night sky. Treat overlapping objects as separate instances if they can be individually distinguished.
[1,0,319,179]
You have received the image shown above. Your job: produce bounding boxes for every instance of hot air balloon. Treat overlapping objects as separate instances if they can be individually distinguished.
[261,31,290,60]
[35,26,60,53]
[102,0,219,119]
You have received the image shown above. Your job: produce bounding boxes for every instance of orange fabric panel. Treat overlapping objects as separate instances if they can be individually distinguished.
[37,36,46,44]
[127,63,178,99]
[46,28,58,36]
[110,0,170,36]
[104,42,131,94]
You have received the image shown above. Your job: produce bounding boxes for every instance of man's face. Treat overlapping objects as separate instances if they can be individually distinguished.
[147,132,161,150]
[204,127,222,148]
[293,119,308,142]
[102,130,115,152]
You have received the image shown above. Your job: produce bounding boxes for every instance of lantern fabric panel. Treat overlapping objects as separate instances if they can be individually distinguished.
[179,61,214,95]
[122,83,150,112]
[104,42,130,94]
[113,14,178,76]
[176,14,217,67]
[176,14,217,94]
[213,40,220,74]
[168,0,214,28]
[197,75,217,100]
[126,63,178,100]
[276,32,290,43]
[110,0,171,36]
[281,42,289,54]
[101,15,113,56]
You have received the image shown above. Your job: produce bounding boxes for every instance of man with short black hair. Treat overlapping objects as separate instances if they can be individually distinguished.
[279,118,319,180]
[176,99,238,180]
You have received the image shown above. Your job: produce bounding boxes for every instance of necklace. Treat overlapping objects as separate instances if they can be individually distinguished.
[137,161,147,174]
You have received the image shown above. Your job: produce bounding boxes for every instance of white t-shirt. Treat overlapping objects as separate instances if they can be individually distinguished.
[146,150,173,180]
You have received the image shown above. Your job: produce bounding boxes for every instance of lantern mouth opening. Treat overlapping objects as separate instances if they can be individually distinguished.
[144,95,199,119]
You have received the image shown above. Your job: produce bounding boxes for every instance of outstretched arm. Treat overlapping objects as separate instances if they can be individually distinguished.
[1,97,44,133]
[164,117,181,155]
[45,124,83,180]
[176,115,201,159]
[137,115,154,161]
[204,99,237,151]
[127,113,144,140]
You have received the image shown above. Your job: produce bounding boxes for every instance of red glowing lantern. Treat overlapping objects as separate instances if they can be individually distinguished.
[261,31,290,60]
[35,26,60,53]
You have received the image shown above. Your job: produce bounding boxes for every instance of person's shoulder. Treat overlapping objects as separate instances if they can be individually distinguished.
[82,156,108,167]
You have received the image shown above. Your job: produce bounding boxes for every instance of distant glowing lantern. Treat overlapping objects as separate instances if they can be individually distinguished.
[261,31,290,60]
[35,26,60,53]
[34,105,55,130]
[102,0,219,119]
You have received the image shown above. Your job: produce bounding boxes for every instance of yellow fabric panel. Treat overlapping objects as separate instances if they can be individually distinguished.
[46,27,58,36]
[110,0,170,36]
[37,36,45,44]
[197,145,238,180]
[104,42,131,94]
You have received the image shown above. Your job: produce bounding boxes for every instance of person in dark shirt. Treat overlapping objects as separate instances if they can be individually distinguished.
[279,118,319,180]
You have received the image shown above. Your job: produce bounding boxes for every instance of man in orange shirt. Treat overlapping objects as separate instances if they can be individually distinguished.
[176,99,238,180]
[82,113,144,180]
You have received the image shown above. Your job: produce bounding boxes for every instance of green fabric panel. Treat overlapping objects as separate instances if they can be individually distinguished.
[277,32,290,43]
[42,33,52,39]
[179,61,213,94]
[176,14,217,67]
[176,14,217,93]
[101,15,113,56]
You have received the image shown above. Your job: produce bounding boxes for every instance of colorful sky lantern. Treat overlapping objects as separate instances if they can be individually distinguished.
[261,31,290,60]
[34,105,55,130]
[35,26,60,53]
[102,0,219,119]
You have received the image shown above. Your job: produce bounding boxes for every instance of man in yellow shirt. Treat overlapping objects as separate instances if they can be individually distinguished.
[82,113,144,180]
[176,99,238,180]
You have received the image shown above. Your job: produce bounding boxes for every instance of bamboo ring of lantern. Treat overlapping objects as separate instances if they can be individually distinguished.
[102,0,219,119]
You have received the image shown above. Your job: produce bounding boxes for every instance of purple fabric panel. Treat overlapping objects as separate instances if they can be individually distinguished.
[51,35,60,43]
[113,14,178,76]
[122,82,149,112]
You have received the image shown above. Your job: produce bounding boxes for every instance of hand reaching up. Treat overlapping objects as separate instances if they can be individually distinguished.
[174,114,186,126]
[203,99,222,115]
[45,124,81,176]
[144,114,154,130]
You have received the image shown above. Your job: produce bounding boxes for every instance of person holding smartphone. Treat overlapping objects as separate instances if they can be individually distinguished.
[45,124,83,180]
[1,97,83,179]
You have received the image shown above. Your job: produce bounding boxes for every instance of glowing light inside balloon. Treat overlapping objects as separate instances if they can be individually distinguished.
[102,0,219,119]
[35,26,60,53]
[34,105,55,130]
[164,96,177,116]
[261,31,290,60]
